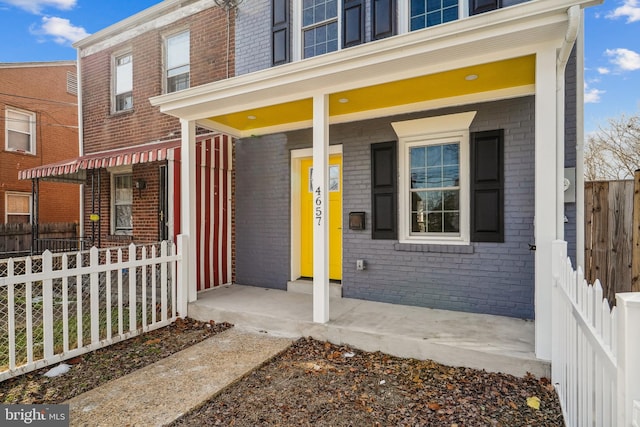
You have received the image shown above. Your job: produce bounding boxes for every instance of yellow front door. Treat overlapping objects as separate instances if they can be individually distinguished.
[300,155,342,280]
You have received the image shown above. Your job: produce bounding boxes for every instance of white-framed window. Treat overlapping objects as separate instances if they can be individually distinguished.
[410,0,460,30]
[165,30,190,93]
[5,192,31,224]
[114,53,133,112]
[302,0,339,58]
[111,172,133,235]
[393,112,476,244]
[5,107,36,154]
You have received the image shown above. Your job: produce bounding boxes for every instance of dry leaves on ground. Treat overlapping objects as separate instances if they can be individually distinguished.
[0,317,232,404]
[172,337,563,427]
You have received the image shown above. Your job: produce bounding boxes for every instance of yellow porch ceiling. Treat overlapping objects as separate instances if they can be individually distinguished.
[209,55,535,132]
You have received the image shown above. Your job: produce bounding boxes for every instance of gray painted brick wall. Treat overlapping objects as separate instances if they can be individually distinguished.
[235,0,272,76]
[564,47,578,264]
[235,134,291,289]
[237,97,538,319]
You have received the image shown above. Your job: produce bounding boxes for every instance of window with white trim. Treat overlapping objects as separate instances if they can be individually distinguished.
[5,192,31,224]
[112,173,133,234]
[409,141,460,234]
[165,31,190,93]
[393,112,476,244]
[410,0,459,30]
[302,0,339,58]
[114,53,133,112]
[5,107,36,154]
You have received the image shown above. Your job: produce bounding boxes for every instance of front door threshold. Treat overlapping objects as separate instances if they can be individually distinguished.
[287,279,342,298]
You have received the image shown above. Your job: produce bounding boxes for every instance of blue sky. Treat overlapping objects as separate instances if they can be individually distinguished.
[0,0,638,134]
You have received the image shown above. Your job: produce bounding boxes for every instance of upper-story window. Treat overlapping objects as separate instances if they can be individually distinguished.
[166,31,190,93]
[114,53,133,112]
[410,0,458,30]
[279,0,506,63]
[302,0,339,58]
[5,107,36,154]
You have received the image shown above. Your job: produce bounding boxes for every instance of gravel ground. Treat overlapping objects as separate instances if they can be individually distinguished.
[1,320,563,426]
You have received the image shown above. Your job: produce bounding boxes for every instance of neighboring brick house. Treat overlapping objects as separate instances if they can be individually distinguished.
[0,61,79,225]
[152,0,601,361]
[19,0,235,290]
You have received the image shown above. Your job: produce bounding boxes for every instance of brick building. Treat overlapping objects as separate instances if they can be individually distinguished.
[0,61,79,224]
[151,0,598,361]
[20,0,234,289]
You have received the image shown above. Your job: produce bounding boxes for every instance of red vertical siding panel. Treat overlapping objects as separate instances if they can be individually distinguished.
[203,138,212,289]
[221,135,229,284]
[213,136,221,287]
[195,141,202,291]
[173,147,181,241]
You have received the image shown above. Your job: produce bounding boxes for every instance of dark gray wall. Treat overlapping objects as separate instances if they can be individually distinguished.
[235,134,291,289]
[564,47,578,265]
[236,97,537,319]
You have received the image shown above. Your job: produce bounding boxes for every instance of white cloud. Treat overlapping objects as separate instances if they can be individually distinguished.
[584,83,605,103]
[1,0,76,14]
[31,16,88,44]
[606,0,640,23]
[597,67,610,75]
[605,48,640,71]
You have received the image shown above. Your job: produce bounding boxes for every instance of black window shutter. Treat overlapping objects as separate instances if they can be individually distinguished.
[272,0,289,66]
[372,0,395,40]
[343,0,365,48]
[371,141,397,239]
[469,0,500,15]
[470,130,504,242]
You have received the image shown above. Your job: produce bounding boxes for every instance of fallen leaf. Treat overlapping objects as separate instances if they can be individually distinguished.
[427,402,441,411]
[145,339,161,345]
[527,396,541,410]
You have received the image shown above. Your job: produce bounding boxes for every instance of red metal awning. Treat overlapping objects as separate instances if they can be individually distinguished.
[19,139,181,181]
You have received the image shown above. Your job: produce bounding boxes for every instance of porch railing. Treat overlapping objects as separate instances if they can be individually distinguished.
[552,240,640,427]
[0,238,186,382]
[32,237,94,255]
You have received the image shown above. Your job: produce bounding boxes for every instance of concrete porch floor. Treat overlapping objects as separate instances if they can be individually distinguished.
[188,284,550,379]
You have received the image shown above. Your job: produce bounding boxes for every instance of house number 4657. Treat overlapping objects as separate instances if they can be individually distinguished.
[315,187,322,226]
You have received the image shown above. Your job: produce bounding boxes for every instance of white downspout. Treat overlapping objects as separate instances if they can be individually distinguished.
[556,5,581,242]
[76,48,85,239]
[575,14,585,270]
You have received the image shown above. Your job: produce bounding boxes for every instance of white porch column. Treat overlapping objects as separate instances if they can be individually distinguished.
[535,48,558,360]
[312,94,330,323]
[180,119,198,303]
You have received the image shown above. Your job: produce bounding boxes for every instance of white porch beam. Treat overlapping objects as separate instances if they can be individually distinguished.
[534,47,558,361]
[312,94,330,324]
[180,119,198,303]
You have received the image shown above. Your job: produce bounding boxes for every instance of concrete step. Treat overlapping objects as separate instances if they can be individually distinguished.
[188,284,550,379]
[287,278,343,298]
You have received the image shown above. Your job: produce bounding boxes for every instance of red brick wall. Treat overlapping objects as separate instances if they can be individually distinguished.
[80,7,233,154]
[80,6,234,246]
[82,164,163,246]
[0,63,80,223]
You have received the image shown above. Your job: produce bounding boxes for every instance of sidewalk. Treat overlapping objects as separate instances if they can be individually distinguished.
[66,329,293,427]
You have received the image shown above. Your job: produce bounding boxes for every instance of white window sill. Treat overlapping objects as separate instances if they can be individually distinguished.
[394,242,474,254]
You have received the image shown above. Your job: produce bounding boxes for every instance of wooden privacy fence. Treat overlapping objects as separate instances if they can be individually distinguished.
[0,237,188,381]
[552,240,640,427]
[0,222,81,258]
[584,171,640,304]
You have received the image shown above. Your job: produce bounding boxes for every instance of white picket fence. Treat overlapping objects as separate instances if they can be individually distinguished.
[552,240,640,427]
[0,237,187,381]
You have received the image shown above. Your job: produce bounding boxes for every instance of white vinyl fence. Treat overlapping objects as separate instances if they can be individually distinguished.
[0,238,186,382]
[552,240,640,427]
